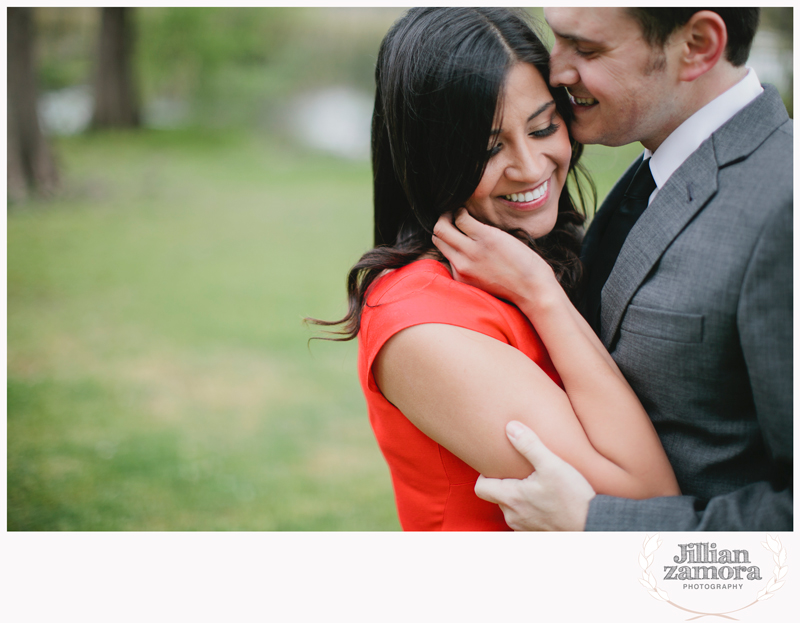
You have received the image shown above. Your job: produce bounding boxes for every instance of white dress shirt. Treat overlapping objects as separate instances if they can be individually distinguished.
[643,68,763,204]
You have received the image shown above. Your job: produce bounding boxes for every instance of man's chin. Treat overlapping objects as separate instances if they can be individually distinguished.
[569,123,603,146]
[571,121,633,148]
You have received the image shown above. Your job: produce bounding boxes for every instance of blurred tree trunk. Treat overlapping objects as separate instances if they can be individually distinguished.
[7,7,59,202]
[92,7,140,128]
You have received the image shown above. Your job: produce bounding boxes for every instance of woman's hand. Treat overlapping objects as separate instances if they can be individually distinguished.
[433,208,558,307]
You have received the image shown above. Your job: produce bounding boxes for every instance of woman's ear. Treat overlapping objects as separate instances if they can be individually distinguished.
[676,10,728,83]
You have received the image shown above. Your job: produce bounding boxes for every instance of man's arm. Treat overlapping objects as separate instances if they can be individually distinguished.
[477,427,792,532]
[586,483,792,531]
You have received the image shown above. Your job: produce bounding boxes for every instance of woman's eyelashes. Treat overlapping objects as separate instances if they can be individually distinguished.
[530,122,560,138]
[486,122,561,156]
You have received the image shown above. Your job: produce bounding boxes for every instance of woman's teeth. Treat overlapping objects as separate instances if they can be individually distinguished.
[504,180,548,203]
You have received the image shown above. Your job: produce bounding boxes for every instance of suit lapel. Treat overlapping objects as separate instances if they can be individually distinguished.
[599,141,718,347]
[598,85,790,349]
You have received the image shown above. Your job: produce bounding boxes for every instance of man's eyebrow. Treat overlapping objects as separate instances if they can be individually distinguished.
[490,100,555,135]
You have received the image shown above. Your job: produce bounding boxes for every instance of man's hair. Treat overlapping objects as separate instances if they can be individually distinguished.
[627,8,760,67]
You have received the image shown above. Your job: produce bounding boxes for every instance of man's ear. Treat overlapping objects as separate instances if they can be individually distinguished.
[676,10,728,82]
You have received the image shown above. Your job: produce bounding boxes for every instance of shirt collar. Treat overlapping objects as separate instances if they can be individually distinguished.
[644,68,763,191]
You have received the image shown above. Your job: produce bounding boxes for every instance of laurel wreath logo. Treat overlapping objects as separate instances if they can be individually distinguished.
[638,533,788,620]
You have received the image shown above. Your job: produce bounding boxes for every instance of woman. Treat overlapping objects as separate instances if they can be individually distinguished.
[313,7,679,530]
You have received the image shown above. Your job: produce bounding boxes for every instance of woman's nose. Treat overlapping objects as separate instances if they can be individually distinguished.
[505,144,546,183]
[549,41,579,87]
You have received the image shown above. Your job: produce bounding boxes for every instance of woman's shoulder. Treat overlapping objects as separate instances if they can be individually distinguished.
[387,259,530,321]
[361,258,525,347]
[368,258,453,306]
[369,258,510,308]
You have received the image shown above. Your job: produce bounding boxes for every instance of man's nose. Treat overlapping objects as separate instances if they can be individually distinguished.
[549,41,579,87]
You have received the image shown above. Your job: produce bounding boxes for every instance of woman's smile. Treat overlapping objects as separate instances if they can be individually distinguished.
[499,177,551,210]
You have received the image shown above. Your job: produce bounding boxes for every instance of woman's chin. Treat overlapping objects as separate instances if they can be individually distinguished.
[523,207,560,240]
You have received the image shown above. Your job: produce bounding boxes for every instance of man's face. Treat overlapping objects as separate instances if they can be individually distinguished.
[544,7,682,150]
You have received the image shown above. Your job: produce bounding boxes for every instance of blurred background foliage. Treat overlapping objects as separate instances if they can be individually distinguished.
[34,8,399,134]
[7,8,793,530]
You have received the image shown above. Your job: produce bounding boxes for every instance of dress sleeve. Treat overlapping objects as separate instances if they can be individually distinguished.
[360,268,518,393]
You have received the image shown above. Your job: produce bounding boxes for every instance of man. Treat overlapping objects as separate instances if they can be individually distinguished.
[474,8,792,530]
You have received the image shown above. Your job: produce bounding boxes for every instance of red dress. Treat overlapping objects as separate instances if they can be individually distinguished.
[358,259,563,531]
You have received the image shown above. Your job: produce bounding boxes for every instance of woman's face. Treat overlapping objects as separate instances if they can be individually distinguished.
[465,62,572,239]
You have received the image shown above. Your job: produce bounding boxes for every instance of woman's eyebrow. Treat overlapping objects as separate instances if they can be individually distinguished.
[490,100,556,135]
[552,29,599,46]
[528,100,555,123]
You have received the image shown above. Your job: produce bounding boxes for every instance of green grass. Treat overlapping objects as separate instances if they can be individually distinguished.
[7,128,642,530]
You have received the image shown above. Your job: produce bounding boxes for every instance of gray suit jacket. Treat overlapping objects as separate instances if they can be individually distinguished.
[581,85,793,531]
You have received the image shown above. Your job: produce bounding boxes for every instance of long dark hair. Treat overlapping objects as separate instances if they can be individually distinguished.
[311,7,594,340]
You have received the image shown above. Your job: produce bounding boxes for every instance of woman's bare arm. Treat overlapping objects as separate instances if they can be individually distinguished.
[374,322,679,499]
[435,212,623,379]
[430,210,680,497]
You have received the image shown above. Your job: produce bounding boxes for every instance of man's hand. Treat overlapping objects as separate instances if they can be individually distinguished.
[475,421,596,531]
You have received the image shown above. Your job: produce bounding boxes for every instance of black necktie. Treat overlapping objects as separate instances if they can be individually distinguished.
[585,157,657,331]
